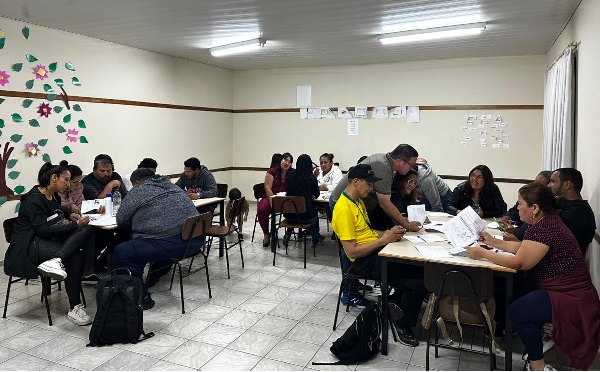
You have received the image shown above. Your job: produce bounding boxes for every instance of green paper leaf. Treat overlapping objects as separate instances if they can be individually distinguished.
[62,146,73,154]
[14,186,25,195]
[12,63,23,72]
[63,114,71,123]
[8,171,20,180]
[46,94,56,101]
[43,84,54,92]
[0,119,4,128]
[71,77,81,86]
[73,104,82,111]
[23,99,33,108]
[10,134,23,143]
[22,26,29,39]
[14,201,21,213]
[54,106,63,113]
[77,119,86,128]
[49,62,58,73]
[11,113,23,123]
[42,153,51,163]
[29,119,40,127]
[37,139,48,147]
[54,78,64,86]
[0,98,4,104]
[65,62,75,71]
[25,79,34,90]
[0,197,6,207]
[7,159,18,169]
[0,37,4,50]
[26,54,38,62]
[79,136,89,144]
[56,125,66,133]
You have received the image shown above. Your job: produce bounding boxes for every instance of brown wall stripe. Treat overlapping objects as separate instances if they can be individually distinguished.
[1,90,542,113]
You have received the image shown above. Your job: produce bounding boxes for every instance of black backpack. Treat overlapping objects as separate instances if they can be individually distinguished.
[87,272,154,347]
[313,302,382,365]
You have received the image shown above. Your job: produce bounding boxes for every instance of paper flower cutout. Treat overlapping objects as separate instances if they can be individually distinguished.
[66,128,79,143]
[37,102,52,118]
[34,65,48,80]
[26,143,40,157]
[0,70,9,86]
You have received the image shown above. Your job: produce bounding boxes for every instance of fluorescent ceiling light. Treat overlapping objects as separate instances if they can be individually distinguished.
[378,22,486,45]
[210,38,266,57]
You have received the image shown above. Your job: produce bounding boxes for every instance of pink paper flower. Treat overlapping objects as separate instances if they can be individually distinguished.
[26,142,40,156]
[37,102,52,118]
[34,65,48,80]
[0,70,9,86]
[66,128,79,143]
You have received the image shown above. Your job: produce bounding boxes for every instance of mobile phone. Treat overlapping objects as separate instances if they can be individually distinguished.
[493,217,505,232]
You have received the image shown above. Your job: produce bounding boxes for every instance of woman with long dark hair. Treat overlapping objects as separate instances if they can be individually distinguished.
[447,164,507,217]
[284,154,323,249]
[3,162,95,325]
[58,160,84,214]
[257,152,294,247]
[390,169,419,215]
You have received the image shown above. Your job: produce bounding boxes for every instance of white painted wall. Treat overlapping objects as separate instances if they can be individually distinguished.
[0,17,234,258]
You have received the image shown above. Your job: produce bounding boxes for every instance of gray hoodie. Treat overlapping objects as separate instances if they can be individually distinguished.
[117,175,198,239]
[175,165,218,199]
[416,163,450,212]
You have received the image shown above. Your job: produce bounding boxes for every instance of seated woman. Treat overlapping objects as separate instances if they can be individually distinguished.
[467,183,600,371]
[58,160,84,214]
[315,153,343,192]
[390,170,419,215]
[284,154,324,250]
[257,152,293,247]
[447,164,507,218]
[3,162,95,326]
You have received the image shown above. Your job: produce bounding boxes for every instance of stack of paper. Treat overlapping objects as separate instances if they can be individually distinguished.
[415,245,452,258]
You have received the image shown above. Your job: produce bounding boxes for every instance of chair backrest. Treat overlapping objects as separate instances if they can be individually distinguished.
[182,213,208,241]
[272,196,307,214]
[216,183,228,198]
[253,183,265,200]
[424,262,493,300]
[3,217,17,244]
[227,197,245,221]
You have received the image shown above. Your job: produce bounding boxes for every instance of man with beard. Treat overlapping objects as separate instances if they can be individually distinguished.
[81,154,128,200]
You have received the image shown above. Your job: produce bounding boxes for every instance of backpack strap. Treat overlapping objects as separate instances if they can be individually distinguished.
[479,302,501,355]
[435,316,458,348]
[452,296,465,347]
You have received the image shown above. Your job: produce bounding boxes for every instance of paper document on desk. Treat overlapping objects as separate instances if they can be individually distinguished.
[428,211,454,218]
[486,221,500,229]
[423,222,446,233]
[404,234,446,243]
[443,206,486,248]
[407,205,426,225]
[81,199,104,214]
[88,214,117,227]
[415,245,452,258]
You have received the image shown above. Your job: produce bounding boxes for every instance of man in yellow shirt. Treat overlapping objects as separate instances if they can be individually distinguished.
[332,164,426,347]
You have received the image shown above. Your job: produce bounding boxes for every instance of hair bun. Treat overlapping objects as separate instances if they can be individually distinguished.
[59,160,69,167]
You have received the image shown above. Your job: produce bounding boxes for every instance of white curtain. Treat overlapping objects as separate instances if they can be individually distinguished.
[541,46,575,170]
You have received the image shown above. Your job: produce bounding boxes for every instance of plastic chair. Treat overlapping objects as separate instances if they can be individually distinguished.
[272,196,314,268]
[423,262,497,371]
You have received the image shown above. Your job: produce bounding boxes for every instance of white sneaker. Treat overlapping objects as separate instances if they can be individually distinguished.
[67,304,92,326]
[525,361,556,371]
[37,258,67,280]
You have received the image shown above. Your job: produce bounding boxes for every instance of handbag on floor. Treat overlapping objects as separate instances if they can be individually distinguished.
[87,269,154,346]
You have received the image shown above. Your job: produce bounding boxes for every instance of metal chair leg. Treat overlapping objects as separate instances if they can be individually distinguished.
[225,243,230,279]
[3,276,13,319]
[333,283,344,330]
[178,263,185,314]
[204,255,212,298]
[41,276,53,326]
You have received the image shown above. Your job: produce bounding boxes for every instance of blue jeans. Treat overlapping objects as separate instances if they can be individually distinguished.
[112,233,204,296]
[509,290,552,361]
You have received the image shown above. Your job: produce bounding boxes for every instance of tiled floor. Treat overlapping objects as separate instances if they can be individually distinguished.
[1,203,599,371]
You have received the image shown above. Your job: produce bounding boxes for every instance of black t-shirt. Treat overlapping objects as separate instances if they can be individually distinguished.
[557,199,596,254]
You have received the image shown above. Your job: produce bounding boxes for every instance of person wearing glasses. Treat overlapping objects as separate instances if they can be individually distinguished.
[390,170,419,217]
[314,153,343,192]
[330,144,422,232]
[58,160,85,215]
[447,164,507,218]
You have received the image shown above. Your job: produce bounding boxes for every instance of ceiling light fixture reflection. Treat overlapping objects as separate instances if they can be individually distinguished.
[378,22,486,44]
[210,38,266,57]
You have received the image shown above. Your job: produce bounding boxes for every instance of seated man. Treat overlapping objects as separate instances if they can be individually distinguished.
[332,164,427,347]
[123,157,158,191]
[548,168,596,255]
[175,157,218,214]
[81,154,128,200]
[112,168,202,310]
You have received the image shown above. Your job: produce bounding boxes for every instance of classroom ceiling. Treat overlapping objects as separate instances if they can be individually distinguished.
[0,0,580,71]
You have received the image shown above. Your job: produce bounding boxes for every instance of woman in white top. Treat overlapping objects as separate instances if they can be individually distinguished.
[315,153,343,192]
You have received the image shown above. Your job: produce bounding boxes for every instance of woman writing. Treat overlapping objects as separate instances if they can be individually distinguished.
[448,164,506,217]
[257,152,294,247]
[3,162,95,325]
[466,183,600,371]
[314,153,343,192]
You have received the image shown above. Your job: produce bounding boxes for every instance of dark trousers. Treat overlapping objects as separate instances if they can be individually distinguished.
[36,226,95,308]
[509,290,552,361]
[350,251,427,327]
[94,228,130,271]
[111,234,204,296]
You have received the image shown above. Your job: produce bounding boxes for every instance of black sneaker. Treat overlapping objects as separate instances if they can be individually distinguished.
[356,282,374,293]
[397,324,419,347]
[142,293,155,310]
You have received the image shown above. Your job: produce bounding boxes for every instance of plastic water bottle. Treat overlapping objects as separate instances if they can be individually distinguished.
[112,190,121,217]
[105,193,113,216]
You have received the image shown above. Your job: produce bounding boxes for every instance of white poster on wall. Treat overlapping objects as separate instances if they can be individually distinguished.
[354,107,368,118]
[407,106,420,123]
[372,106,389,119]
[337,107,352,119]
[389,106,407,118]
[296,86,311,107]
[347,119,358,136]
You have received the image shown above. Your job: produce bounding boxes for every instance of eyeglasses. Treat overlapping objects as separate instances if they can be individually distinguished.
[401,158,416,168]
[470,174,484,181]
[407,179,417,186]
